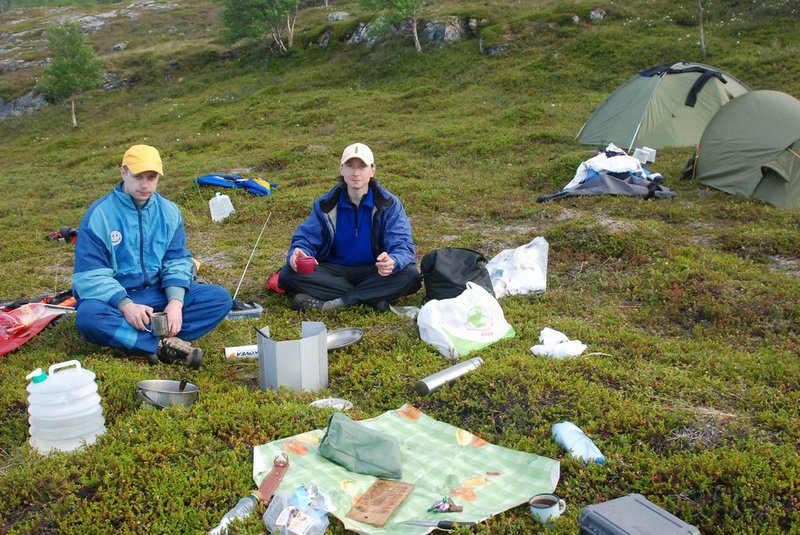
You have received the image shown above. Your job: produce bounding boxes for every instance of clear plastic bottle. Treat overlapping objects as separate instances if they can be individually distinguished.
[552,421,605,464]
[207,493,259,535]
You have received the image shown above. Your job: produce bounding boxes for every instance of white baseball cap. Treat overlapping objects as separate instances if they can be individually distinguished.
[340,143,375,166]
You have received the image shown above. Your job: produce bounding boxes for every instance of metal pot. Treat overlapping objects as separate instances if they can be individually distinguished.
[136,379,199,409]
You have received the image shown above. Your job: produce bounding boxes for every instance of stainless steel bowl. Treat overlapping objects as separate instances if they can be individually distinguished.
[136,379,198,409]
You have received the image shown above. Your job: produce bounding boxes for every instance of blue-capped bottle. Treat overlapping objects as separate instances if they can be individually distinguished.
[552,421,605,464]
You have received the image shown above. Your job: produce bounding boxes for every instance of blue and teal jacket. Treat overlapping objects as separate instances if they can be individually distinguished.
[287,181,416,272]
[72,182,193,306]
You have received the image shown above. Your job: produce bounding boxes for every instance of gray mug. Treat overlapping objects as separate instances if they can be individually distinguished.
[149,312,169,337]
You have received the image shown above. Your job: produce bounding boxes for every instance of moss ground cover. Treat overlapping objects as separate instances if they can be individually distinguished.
[1,0,799,533]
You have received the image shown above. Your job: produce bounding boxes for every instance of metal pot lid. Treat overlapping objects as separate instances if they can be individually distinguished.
[309,397,353,411]
[327,327,363,350]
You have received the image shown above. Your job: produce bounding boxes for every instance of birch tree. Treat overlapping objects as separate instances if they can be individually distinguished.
[222,0,299,54]
[39,22,104,128]
[360,0,424,52]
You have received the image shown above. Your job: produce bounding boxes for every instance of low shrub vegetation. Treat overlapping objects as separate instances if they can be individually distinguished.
[1,0,799,533]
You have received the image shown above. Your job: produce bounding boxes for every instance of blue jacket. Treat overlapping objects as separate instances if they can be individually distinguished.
[287,181,416,272]
[72,182,194,307]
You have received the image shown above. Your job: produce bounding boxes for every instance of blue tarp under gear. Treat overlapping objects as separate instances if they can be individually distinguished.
[196,174,278,197]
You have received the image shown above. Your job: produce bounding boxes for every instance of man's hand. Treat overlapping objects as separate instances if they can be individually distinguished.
[164,300,183,338]
[376,252,395,277]
[290,248,309,272]
[120,302,154,331]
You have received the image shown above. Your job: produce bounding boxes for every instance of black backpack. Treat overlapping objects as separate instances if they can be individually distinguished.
[420,247,494,302]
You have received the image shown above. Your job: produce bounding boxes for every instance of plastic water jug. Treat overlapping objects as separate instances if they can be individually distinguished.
[25,360,106,454]
[209,192,235,222]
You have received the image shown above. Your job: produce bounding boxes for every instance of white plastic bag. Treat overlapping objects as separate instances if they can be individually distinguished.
[530,327,587,359]
[417,282,515,359]
[563,143,643,190]
[486,237,548,299]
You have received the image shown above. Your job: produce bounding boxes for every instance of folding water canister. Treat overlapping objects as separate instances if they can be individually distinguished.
[209,191,235,222]
[25,360,106,454]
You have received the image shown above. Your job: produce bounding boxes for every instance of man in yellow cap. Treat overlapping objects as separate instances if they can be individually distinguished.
[71,145,232,368]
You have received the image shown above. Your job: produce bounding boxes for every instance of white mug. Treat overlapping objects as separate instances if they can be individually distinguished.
[529,492,567,523]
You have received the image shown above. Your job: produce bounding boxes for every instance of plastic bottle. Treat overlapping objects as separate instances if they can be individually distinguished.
[209,192,235,222]
[207,493,259,535]
[26,360,106,454]
[551,421,605,464]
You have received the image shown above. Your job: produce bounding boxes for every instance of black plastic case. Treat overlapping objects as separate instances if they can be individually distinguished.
[579,493,701,535]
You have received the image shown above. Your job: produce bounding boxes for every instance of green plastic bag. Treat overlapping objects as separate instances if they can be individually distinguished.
[318,412,403,479]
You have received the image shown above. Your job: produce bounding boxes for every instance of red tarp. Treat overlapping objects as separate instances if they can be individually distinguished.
[0,304,66,357]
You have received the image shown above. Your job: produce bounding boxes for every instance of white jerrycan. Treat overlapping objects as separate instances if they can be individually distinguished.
[209,192,235,222]
[25,360,106,454]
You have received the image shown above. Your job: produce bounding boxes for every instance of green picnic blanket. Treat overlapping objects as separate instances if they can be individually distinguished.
[254,404,559,534]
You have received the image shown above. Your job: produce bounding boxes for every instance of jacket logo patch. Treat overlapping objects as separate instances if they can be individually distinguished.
[110,230,122,246]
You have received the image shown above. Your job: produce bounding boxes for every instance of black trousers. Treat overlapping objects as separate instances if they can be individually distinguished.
[278,262,421,305]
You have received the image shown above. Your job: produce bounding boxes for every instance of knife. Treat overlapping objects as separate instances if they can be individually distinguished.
[398,519,476,530]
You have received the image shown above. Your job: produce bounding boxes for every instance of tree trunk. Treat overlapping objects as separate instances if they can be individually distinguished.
[287,7,297,49]
[70,98,77,128]
[697,1,707,58]
[411,15,422,53]
[271,28,288,54]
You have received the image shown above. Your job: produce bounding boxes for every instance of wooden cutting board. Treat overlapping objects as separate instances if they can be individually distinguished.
[346,480,415,527]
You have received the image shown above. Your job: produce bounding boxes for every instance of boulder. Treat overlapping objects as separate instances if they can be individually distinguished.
[479,37,509,56]
[317,29,331,48]
[346,22,378,47]
[421,18,464,47]
[327,11,349,21]
[0,91,47,120]
[590,8,606,21]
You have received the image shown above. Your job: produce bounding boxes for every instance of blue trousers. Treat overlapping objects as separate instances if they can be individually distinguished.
[75,282,232,355]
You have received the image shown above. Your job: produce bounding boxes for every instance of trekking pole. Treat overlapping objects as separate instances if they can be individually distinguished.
[232,211,272,302]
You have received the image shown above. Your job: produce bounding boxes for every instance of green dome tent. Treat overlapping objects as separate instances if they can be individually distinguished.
[693,90,800,209]
[576,62,750,150]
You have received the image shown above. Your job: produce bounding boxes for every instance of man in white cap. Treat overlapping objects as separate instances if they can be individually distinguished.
[72,144,232,368]
[279,142,421,311]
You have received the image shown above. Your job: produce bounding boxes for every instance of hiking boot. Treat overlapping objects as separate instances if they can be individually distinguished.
[127,352,159,365]
[291,293,325,311]
[370,299,391,313]
[158,337,204,369]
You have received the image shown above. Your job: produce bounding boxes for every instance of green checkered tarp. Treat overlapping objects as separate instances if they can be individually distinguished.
[254,404,559,534]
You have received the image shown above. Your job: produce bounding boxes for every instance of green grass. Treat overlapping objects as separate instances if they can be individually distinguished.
[1,0,800,533]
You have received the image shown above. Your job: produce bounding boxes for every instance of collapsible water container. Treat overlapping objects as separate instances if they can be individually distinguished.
[25,360,106,454]
[209,192,235,222]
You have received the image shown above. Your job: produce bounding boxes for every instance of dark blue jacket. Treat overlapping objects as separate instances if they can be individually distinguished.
[287,181,416,272]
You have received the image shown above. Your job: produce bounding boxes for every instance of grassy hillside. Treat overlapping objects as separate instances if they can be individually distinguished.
[1,0,799,533]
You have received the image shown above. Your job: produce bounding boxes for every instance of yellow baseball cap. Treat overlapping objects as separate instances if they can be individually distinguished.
[122,145,163,176]
[340,143,375,166]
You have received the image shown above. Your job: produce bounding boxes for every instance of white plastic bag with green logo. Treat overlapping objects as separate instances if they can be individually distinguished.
[417,282,515,359]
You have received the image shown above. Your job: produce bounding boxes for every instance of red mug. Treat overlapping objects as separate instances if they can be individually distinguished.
[296,256,317,274]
